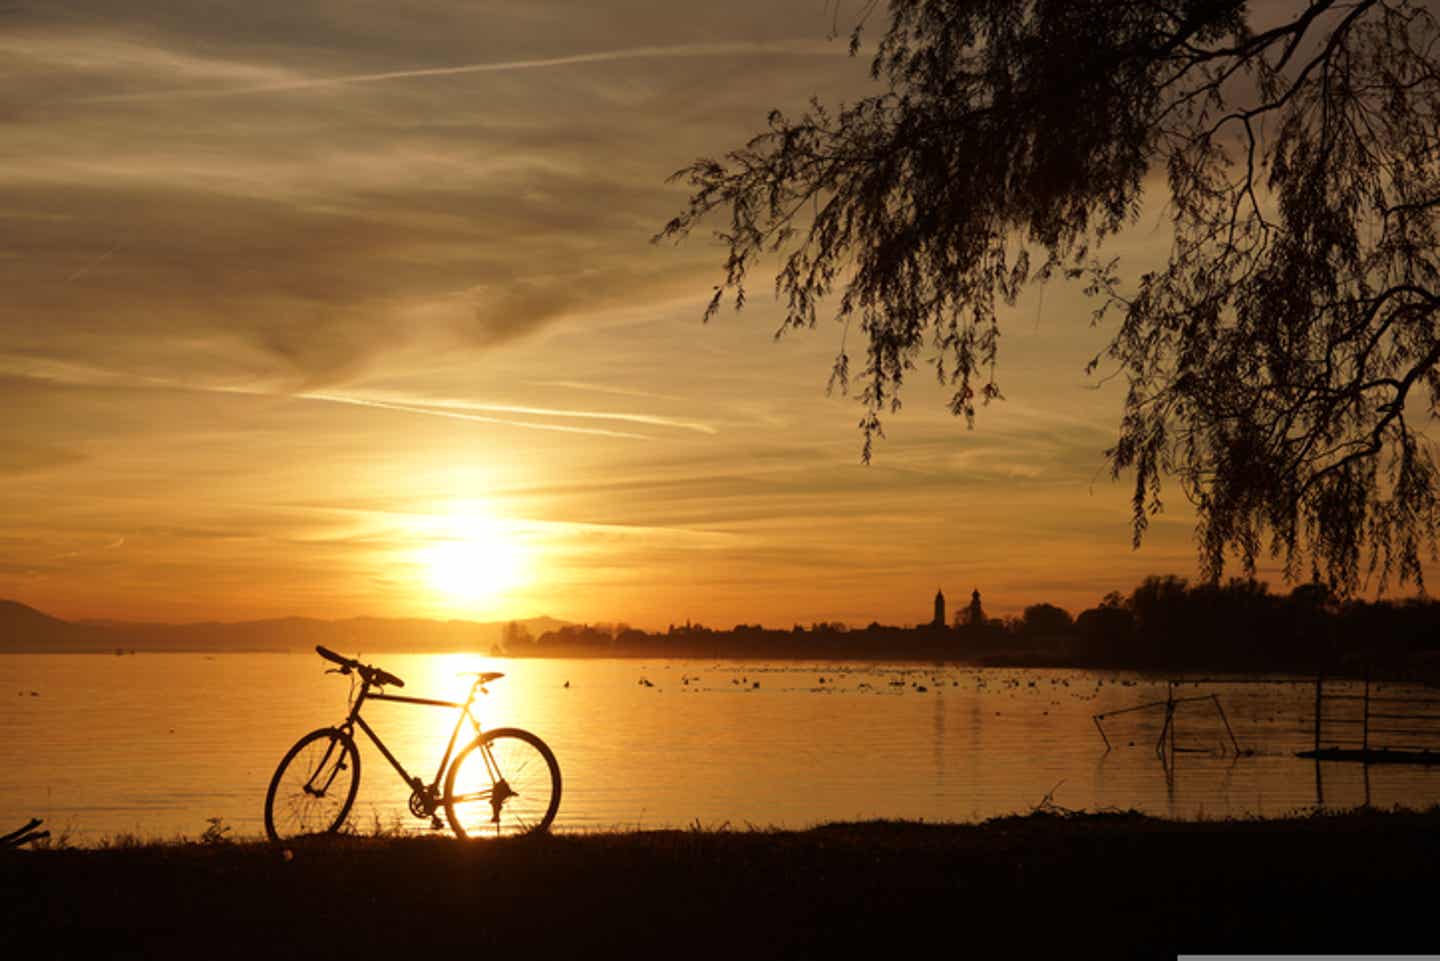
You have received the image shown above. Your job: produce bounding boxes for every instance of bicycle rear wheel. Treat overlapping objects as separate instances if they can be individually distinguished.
[264,727,361,843]
[444,728,561,839]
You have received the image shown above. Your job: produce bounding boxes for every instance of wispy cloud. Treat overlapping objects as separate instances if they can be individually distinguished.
[0,0,1223,625]
[0,31,301,87]
[531,380,687,402]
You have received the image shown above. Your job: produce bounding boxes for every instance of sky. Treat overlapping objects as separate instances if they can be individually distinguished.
[1,1,1319,628]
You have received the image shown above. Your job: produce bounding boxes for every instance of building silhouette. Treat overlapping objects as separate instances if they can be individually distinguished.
[931,589,946,629]
[965,588,986,627]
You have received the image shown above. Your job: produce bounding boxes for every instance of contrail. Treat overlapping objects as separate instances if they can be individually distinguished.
[76,41,840,104]
[67,244,117,283]
[0,357,658,440]
[301,392,653,441]
[358,393,717,435]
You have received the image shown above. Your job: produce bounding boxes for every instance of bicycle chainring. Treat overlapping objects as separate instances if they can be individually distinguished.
[408,786,436,819]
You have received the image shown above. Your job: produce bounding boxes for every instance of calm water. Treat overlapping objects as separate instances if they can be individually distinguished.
[3,653,1437,843]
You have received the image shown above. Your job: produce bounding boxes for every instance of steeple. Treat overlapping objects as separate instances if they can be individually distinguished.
[966,588,985,627]
[932,588,946,628]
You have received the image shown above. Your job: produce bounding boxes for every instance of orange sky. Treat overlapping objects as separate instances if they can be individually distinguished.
[1,1,1396,629]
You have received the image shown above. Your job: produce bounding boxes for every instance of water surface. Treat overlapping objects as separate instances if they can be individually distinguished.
[3,654,1436,843]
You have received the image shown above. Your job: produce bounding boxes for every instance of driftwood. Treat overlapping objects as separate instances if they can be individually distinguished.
[1,818,49,849]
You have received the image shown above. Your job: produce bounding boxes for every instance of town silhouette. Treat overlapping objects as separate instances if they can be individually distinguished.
[511,576,1440,676]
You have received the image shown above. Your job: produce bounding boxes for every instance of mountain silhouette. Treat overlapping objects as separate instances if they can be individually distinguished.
[0,599,109,651]
[0,599,565,654]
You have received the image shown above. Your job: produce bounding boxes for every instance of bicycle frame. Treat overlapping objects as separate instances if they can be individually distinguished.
[340,678,486,803]
[266,651,560,843]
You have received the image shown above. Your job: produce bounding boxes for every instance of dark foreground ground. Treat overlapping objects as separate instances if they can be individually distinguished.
[5,809,1438,960]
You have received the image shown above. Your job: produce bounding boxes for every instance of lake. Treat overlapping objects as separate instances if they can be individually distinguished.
[3,653,1437,843]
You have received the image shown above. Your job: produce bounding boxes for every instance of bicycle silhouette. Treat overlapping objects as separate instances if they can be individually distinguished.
[264,645,561,841]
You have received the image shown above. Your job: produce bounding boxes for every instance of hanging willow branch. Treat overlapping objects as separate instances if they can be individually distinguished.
[659,0,1440,595]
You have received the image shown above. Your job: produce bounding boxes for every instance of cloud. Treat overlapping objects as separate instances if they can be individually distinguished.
[0,30,302,88]
[0,3,879,392]
[2,2,1211,624]
[0,441,87,474]
[530,380,685,401]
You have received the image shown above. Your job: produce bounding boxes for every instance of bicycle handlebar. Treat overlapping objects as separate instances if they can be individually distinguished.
[315,644,405,688]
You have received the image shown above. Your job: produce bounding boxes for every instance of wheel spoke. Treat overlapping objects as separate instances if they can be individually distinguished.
[444,729,560,840]
[448,789,494,804]
[265,729,360,843]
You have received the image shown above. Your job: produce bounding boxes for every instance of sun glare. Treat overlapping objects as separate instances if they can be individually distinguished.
[418,510,531,613]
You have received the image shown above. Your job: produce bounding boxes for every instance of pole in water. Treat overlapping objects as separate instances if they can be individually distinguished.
[1211,695,1241,756]
[1093,715,1112,751]
[1362,664,1370,754]
[1156,682,1175,759]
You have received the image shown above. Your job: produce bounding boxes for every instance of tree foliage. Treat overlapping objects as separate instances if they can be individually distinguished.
[659,0,1440,595]
[1020,602,1074,636]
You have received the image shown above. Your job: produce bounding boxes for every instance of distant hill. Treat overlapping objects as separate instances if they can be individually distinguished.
[0,600,566,654]
[0,599,109,651]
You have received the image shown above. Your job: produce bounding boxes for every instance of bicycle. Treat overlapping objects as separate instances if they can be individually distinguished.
[264,645,561,842]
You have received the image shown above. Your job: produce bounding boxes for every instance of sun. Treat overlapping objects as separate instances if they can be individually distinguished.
[418,512,530,612]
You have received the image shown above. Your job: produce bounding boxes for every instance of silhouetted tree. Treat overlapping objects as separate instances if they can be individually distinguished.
[661,1,1440,595]
[500,620,534,653]
[1074,603,1136,663]
[1020,603,1074,638]
[1128,574,1190,661]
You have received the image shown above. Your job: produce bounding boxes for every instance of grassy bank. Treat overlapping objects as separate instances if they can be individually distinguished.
[5,809,1438,959]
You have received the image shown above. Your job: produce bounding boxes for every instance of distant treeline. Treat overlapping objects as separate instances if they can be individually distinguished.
[506,576,1440,673]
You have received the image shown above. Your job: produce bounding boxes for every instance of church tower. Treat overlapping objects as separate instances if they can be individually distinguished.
[932,588,946,628]
[966,588,985,627]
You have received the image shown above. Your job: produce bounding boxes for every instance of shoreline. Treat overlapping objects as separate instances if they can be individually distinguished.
[6,808,1438,959]
[0,647,1388,676]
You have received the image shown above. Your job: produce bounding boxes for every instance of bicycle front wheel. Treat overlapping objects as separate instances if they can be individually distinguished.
[264,727,361,843]
[444,728,561,839]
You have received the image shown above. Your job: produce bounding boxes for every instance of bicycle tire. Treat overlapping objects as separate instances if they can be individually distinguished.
[264,727,361,843]
[443,728,561,839]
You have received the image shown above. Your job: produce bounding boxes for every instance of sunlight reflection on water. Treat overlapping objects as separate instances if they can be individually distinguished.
[2,654,1437,843]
